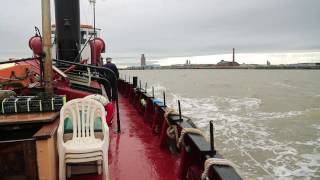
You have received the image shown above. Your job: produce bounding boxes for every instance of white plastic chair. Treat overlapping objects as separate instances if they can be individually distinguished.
[84,94,109,106]
[58,98,109,180]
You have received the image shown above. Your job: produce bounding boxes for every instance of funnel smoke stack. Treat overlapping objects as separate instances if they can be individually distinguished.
[54,0,80,62]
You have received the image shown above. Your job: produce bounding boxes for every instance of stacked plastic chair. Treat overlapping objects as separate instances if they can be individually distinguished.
[58,98,109,180]
[85,94,114,126]
[84,94,109,106]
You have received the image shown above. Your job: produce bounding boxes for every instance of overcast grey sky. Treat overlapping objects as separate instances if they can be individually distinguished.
[0,0,319,63]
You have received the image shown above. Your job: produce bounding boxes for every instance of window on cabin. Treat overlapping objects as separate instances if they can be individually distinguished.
[81,31,87,44]
[88,31,97,37]
[51,30,56,44]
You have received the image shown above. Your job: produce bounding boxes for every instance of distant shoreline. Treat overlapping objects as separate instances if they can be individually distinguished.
[121,64,320,70]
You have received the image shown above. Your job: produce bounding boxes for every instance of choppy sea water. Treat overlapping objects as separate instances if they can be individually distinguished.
[120,69,320,180]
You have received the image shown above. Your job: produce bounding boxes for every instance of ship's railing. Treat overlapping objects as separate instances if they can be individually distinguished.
[52,58,121,132]
[118,76,242,180]
[0,57,122,132]
[0,57,41,65]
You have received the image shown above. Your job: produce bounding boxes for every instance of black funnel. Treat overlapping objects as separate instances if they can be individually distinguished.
[54,0,80,62]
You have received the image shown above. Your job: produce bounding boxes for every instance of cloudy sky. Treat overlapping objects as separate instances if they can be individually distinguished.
[0,0,319,65]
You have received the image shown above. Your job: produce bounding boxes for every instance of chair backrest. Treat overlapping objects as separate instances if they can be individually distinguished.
[84,94,109,106]
[60,98,106,140]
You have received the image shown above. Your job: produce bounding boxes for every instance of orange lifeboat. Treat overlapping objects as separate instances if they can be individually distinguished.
[0,64,36,88]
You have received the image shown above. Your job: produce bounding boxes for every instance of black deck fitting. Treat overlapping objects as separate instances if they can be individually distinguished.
[145,82,147,93]
[133,76,138,88]
[152,87,155,98]
[210,120,216,155]
[163,91,166,107]
[178,100,182,120]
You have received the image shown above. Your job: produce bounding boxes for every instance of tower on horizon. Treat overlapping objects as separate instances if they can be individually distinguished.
[141,54,146,67]
[232,48,235,63]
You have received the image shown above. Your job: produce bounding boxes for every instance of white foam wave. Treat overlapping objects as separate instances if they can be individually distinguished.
[151,87,320,179]
[266,148,320,179]
[248,111,304,120]
[227,97,261,112]
[272,82,298,89]
[313,124,320,130]
[146,84,168,98]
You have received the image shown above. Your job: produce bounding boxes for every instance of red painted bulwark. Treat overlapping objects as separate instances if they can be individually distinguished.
[56,86,91,100]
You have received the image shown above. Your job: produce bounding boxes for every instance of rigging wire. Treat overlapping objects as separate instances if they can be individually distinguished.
[75,33,95,61]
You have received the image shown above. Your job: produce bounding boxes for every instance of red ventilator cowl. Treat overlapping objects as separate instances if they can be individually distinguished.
[29,36,43,55]
[90,37,106,65]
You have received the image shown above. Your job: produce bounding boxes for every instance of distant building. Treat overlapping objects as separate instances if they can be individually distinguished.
[216,48,240,66]
[267,60,271,66]
[217,60,239,66]
[144,64,161,69]
[287,63,320,67]
[141,54,146,67]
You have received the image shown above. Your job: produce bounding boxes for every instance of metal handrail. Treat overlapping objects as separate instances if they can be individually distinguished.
[53,58,121,132]
[0,57,41,65]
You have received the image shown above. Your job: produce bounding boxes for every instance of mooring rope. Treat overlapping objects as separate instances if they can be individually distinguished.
[177,128,205,149]
[201,158,237,180]
[164,108,179,143]
[164,108,208,150]
[164,108,273,177]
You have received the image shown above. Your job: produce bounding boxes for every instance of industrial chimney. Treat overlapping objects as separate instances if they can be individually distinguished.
[232,48,235,64]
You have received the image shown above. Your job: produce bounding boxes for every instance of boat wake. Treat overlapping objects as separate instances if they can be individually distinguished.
[150,84,320,179]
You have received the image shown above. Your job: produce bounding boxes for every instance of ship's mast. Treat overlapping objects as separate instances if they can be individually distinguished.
[41,0,53,94]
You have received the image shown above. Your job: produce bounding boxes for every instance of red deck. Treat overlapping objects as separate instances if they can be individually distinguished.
[71,94,180,180]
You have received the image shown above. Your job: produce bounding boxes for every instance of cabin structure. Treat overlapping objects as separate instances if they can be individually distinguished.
[51,24,102,63]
